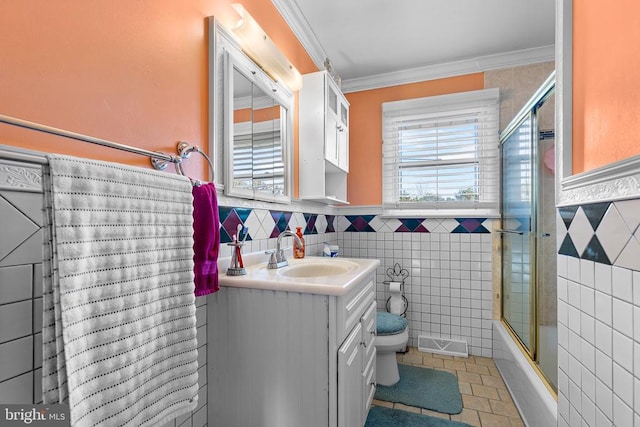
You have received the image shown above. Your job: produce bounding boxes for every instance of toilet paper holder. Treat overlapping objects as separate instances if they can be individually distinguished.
[383,263,409,316]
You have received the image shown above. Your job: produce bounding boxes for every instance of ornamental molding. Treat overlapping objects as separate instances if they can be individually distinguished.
[0,160,42,192]
[559,154,640,206]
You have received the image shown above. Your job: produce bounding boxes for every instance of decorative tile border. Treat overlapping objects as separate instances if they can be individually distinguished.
[219,207,337,243]
[219,206,495,243]
[557,198,640,269]
[344,215,492,233]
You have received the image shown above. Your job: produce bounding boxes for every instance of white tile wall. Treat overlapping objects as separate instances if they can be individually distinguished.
[557,255,640,427]
[0,169,208,427]
[0,187,43,405]
[339,227,494,357]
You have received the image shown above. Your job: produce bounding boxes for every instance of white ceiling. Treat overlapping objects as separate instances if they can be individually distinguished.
[273,0,556,92]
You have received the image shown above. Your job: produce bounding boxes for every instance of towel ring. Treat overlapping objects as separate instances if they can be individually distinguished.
[176,141,214,181]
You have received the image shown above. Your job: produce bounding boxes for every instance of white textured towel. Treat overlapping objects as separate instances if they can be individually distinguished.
[42,154,199,427]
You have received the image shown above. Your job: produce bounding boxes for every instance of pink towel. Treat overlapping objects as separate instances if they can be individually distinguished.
[192,182,220,296]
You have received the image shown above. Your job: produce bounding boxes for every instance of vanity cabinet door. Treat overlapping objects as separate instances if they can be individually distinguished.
[338,322,363,427]
[363,348,376,419]
[361,301,376,360]
[361,301,377,419]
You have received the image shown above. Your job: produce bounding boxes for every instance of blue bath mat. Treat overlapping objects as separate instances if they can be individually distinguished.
[365,406,472,427]
[374,364,463,414]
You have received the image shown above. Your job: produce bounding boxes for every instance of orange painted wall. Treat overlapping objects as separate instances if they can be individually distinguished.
[234,106,281,123]
[573,0,640,173]
[345,74,485,205]
[0,0,315,184]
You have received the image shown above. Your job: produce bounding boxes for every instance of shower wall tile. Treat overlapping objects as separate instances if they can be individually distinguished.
[557,194,640,427]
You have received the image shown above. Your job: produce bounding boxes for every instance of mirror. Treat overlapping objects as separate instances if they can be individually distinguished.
[212,20,293,204]
[229,66,286,200]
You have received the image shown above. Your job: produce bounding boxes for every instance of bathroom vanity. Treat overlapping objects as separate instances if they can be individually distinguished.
[208,257,379,427]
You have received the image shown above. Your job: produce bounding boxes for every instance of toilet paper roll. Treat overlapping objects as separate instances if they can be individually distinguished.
[388,281,401,293]
[390,296,404,314]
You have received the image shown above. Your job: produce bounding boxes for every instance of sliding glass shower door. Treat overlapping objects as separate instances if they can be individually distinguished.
[501,114,534,351]
[500,74,557,391]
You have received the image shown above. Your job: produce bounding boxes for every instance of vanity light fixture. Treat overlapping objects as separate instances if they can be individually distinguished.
[230,3,303,91]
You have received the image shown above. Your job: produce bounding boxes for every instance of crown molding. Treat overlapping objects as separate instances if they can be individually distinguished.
[271,0,326,71]
[272,1,555,92]
[341,45,555,93]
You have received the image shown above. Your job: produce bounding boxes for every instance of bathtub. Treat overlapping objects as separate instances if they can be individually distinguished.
[492,320,557,427]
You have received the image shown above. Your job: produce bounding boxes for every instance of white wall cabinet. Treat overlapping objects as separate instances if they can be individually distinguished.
[299,71,350,204]
[208,273,376,427]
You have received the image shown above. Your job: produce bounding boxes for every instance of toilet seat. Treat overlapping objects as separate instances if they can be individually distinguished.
[377,312,407,335]
[375,312,409,386]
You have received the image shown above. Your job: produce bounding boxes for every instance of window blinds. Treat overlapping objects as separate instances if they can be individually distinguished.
[233,124,284,195]
[382,88,500,213]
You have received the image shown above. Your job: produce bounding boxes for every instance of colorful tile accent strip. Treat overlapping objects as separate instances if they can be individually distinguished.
[557,199,640,270]
[396,218,429,233]
[344,215,376,232]
[325,215,336,233]
[218,207,498,243]
[304,213,318,234]
[452,218,490,233]
[270,211,292,238]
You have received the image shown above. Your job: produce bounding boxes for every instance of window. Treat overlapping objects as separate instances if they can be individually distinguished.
[382,88,500,215]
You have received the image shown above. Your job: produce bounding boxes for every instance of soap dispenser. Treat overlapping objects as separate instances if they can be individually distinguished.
[293,226,305,259]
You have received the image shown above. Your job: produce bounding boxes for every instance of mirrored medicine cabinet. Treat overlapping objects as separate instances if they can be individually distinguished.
[208,18,293,204]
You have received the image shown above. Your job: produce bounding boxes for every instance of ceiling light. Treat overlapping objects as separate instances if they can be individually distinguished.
[230,3,303,91]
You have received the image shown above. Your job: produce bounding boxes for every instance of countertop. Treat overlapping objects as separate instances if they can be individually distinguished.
[217,255,380,296]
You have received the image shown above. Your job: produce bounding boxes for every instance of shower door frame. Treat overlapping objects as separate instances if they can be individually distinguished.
[499,72,556,390]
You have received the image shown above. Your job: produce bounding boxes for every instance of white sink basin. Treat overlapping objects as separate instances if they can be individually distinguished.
[218,256,380,296]
[277,259,359,278]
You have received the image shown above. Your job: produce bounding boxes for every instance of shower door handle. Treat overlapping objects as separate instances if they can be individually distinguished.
[496,229,524,235]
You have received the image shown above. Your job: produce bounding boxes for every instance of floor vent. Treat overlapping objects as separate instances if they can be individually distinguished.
[418,335,469,358]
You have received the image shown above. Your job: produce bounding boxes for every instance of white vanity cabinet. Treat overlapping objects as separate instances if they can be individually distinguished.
[299,70,350,204]
[208,270,376,427]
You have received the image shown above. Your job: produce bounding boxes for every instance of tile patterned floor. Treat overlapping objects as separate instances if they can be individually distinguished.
[371,347,525,427]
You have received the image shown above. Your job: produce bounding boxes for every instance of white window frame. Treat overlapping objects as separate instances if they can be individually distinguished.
[382,88,500,217]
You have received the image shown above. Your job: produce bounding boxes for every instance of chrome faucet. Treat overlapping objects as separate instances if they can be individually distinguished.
[266,230,303,269]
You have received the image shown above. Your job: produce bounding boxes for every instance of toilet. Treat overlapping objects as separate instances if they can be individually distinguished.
[375,311,409,386]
